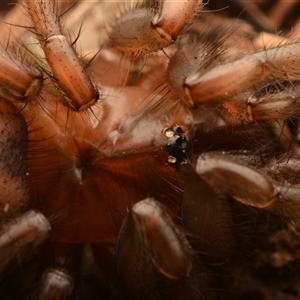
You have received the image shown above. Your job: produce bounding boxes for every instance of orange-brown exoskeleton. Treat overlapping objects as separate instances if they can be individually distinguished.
[1,0,300,299]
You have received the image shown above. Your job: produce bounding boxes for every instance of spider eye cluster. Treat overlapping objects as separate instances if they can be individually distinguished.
[165,125,189,168]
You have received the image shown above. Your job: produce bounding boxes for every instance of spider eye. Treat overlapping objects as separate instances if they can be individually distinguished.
[165,125,189,168]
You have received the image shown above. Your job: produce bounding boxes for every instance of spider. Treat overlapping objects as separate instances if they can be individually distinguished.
[1,0,300,299]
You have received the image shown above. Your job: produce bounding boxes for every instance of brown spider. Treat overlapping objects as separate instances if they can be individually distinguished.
[1,0,300,299]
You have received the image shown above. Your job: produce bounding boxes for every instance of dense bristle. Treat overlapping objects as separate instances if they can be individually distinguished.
[2,0,300,299]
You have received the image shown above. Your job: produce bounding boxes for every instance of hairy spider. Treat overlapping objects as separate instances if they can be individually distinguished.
[1,0,300,299]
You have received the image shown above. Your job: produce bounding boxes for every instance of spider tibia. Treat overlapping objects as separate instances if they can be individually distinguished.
[25,0,99,110]
[0,210,51,274]
[116,198,192,296]
[195,153,277,208]
[185,55,266,103]
[185,42,300,105]
[131,198,192,279]
[0,51,42,101]
[43,35,99,110]
[34,267,74,300]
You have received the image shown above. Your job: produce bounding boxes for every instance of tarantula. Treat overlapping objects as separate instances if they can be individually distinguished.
[1,0,300,299]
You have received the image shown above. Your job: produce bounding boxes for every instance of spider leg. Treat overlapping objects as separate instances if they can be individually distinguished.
[152,0,201,43]
[34,267,74,300]
[182,153,296,269]
[194,153,277,208]
[23,0,99,111]
[0,99,29,217]
[207,153,300,222]
[115,198,196,298]
[109,0,202,58]
[0,49,42,102]
[167,32,300,125]
[0,210,51,275]
[182,153,278,263]
[185,42,300,105]
[223,85,300,123]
